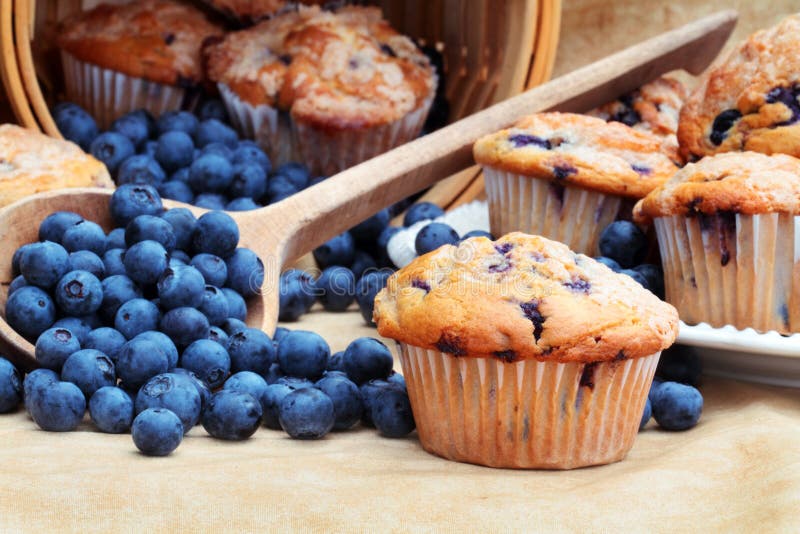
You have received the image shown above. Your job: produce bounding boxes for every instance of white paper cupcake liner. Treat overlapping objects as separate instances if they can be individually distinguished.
[483,167,624,255]
[655,213,800,334]
[219,83,434,176]
[61,52,192,129]
[397,343,659,469]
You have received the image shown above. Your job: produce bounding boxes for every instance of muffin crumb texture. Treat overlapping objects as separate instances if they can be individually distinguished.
[374,232,678,363]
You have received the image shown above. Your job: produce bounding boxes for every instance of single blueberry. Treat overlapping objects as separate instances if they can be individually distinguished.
[276,330,330,380]
[263,362,285,386]
[102,248,127,277]
[275,162,310,190]
[180,339,230,388]
[196,285,228,326]
[160,208,197,251]
[54,103,98,150]
[170,167,191,183]
[224,371,269,415]
[709,109,742,146]
[114,298,161,340]
[208,325,229,346]
[38,211,83,243]
[54,270,103,316]
[0,357,22,413]
[313,232,356,269]
[460,229,494,241]
[229,163,267,200]
[100,274,143,321]
[52,316,94,344]
[134,331,180,369]
[261,383,293,429]
[222,318,248,337]
[358,379,398,427]
[110,184,163,227]
[355,269,393,326]
[61,349,116,398]
[202,390,262,440]
[343,337,394,385]
[201,142,233,161]
[278,388,335,439]
[111,112,151,149]
[633,263,665,299]
[116,338,169,389]
[221,288,247,321]
[27,380,86,432]
[598,221,648,268]
[414,222,459,255]
[132,408,184,456]
[19,241,69,289]
[620,268,649,288]
[61,220,106,255]
[278,269,315,322]
[90,132,135,175]
[232,142,271,174]
[314,266,356,312]
[315,373,361,431]
[23,368,58,409]
[8,275,27,296]
[225,248,263,297]
[594,256,621,272]
[327,351,345,372]
[157,110,199,136]
[136,373,202,433]
[227,327,275,375]
[35,327,81,371]
[157,265,206,310]
[155,131,195,173]
[371,386,415,438]
[226,198,260,211]
[193,193,227,210]
[650,381,703,431]
[68,250,105,279]
[266,174,299,203]
[193,211,239,258]
[5,286,56,339]
[12,243,33,276]
[126,215,177,251]
[169,367,212,414]
[124,240,168,286]
[198,99,229,122]
[160,307,210,348]
[89,386,134,433]
[117,155,167,186]
[403,202,444,227]
[188,154,234,194]
[386,372,406,388]
[194,119,238,149]
[84,327,127,364]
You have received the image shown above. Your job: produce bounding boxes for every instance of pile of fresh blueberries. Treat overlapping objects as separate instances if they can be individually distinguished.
[2,185,415,455]
[54,101,317,211]
[595,220,665,299]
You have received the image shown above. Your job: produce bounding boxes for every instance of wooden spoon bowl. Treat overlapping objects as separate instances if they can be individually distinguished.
[0,11,737,369]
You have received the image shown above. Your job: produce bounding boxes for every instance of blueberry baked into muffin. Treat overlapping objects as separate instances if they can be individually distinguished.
[205,4,437,175]
[374,232,679,469]
[678,14,800,161]
[0,124,113,208]
[57,0,224,127]
[473,112,679,255]
[635,151,800,334]
[588,75,688,156]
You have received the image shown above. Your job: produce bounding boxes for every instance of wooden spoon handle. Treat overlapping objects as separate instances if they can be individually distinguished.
[238,10,737,265]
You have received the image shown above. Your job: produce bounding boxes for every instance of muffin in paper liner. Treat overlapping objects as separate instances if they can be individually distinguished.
[205,5,438,177]
[61,52,190,129]
[220,83,434,176]
[474,112,679,256]
[398,343,660,469]
[373,232,679,469]
[636,151,800,335]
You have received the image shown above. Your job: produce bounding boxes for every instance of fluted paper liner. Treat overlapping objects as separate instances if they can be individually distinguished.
[61,52,191,129]
[398,343,659,469]
[483,167,624,255]
[654,213,800,334]
[219,83,433,176]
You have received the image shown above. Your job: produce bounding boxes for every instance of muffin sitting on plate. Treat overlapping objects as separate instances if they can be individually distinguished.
[374,232,679,469]
[205,4,437,175]
[635,151,800,335]
[473,112,679,255]
[57,0,224,127]
[678,14,800,161]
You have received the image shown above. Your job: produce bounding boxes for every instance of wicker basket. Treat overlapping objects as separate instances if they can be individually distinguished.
[0,0,559,208]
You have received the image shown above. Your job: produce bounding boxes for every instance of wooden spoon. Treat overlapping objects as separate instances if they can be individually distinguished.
[0,11,737,369]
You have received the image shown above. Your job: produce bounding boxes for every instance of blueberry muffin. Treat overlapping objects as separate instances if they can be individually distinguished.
[57,0,224,127]
[0,124,113,208]
[678,14,800,161]
[588,76,688,156]
[205,4,437,175]
[473,112,680,255]
[374,232,678,469]
[635,151,800,334]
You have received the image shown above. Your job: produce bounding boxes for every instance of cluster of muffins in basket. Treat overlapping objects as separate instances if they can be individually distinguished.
[374,14,800,469]
[56,0,437,176]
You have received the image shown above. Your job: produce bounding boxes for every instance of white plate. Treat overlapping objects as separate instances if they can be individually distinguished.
[677,322,800,388]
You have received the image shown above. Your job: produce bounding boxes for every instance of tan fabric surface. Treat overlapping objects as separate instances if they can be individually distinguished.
[1,308,799,532]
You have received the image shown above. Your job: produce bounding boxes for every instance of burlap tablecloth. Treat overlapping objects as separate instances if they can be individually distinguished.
[1,309,798,532]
